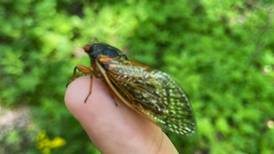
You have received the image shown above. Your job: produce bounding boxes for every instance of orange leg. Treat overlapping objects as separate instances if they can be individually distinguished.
[84,75,93,103]
[74,64,93,75]
[67,64,93,86]
[68,64,94,103]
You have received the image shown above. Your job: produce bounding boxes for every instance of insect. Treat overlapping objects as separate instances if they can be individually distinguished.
[69,43,195,135]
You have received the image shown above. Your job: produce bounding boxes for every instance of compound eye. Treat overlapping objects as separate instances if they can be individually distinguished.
[83,44,92,53]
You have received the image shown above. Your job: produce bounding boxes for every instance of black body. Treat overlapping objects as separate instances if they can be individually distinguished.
[84,43,126,60]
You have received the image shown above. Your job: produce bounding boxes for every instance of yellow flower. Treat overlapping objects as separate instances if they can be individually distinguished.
[49,137,66,148]
[35,130,66,154]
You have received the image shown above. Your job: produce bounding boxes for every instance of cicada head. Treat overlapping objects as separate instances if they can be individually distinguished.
[83,43,127,61]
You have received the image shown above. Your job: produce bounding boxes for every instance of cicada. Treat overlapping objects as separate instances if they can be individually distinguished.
[70,43,195,135]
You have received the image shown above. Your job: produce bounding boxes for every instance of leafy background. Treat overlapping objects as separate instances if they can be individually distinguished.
[0,0,273,153]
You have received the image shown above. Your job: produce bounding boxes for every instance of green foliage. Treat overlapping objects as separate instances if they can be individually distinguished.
[0,0,273,153]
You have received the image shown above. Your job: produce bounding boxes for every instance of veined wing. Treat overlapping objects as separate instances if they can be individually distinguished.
[98,57,195,135]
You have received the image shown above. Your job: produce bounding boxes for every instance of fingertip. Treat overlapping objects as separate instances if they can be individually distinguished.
[64,76,115,120]
[65,76,90,117]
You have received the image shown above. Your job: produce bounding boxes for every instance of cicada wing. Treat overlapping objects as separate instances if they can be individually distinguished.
[98,57,196,135]
[95,60,155,122]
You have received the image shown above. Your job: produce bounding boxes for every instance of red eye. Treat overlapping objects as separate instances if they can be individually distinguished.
[83,44,92,53]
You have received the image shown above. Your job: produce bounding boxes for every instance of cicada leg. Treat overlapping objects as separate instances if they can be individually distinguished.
[67,64,94,103]
[67,65,92,85]
[74,64,93,75]
[84,74,93,103]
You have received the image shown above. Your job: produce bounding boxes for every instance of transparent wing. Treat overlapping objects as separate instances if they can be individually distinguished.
[99,57,195,135]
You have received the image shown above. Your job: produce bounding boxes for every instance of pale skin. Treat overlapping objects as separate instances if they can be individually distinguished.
[65,76,179,154]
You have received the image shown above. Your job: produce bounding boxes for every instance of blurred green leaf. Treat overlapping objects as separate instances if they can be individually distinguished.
[0,0,273,153]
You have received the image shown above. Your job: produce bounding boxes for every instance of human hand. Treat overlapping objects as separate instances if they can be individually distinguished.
[65,76,179,154]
